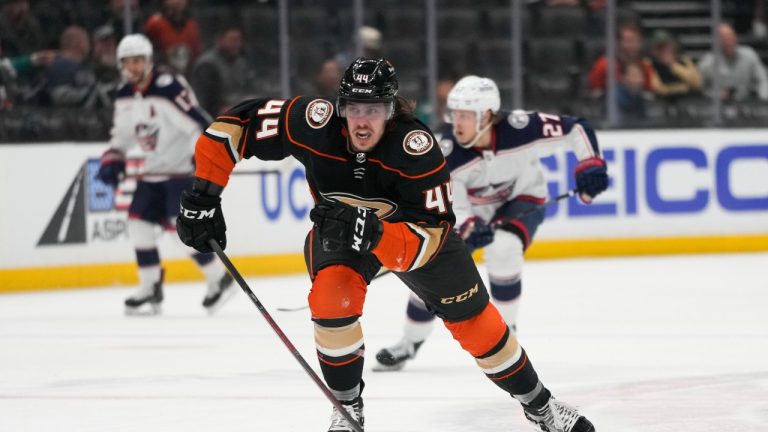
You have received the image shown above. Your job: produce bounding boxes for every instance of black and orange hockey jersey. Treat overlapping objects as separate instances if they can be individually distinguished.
[193,96,454,273]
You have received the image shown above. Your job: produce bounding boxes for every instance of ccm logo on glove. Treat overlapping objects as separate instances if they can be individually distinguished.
[180,207,216,220]
[352,207,370,252]
[310,202,383,253]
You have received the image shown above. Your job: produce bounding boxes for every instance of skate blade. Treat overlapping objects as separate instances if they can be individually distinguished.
[125,303,162,316]
[204,286,237,316]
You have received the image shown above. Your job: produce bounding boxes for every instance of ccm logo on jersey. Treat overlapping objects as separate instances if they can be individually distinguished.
[440,284,479,304]
[305,99,334,129]
[180,206,216,220]
[403,130,434,155]
[351,207,370,252]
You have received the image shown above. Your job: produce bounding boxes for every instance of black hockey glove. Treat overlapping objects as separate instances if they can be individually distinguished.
[309,202,383,253]
[96,149,126,188]
[177,190,226,253]
[574,157,608,203]
[456,217,494,253]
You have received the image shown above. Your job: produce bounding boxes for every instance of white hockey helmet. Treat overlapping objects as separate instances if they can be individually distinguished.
[445,75,501,124]
[117,34,153,61]
[116,34,153,82]
[446,75,501,148]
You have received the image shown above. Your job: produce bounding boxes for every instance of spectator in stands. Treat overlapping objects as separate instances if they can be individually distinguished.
[92,26,119,83]
[616,62,649,124]
[415,75,458,126]
[91,25,120,106]
[98,0,144,42]
[144,0,201,75]
[648,30,702,100]
[190,25,254,116]
[0,0,45,57]
[588,23,653,97]
[698,23,768,101]
[41,26,97,107]
[314,58,343,97]
[752,0,768,37]
[334,26,383,68]
[0,38,56,109]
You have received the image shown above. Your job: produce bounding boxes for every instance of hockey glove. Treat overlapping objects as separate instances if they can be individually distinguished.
[96,148,126,188]
[456,217,494,253]
[574,157,608,204]
[309,202,383,253]
[177,190,226,253]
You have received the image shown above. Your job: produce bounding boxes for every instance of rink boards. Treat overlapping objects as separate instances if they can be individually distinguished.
[1,128,767,292]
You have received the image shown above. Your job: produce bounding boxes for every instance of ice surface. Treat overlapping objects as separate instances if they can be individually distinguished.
[1,253,767,431]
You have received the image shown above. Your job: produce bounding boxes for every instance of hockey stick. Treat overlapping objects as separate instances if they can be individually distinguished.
[276,188,578,313]
[207,239,364,432]
[493,188,578,230]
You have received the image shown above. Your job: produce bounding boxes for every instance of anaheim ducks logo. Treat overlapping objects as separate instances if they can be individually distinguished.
[305,99,334,129]
[319,192,398,220]
[403,130,433,156]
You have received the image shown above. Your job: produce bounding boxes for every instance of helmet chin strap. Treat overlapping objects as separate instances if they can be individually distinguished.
[458,115,493,149]
[121,61,153,86]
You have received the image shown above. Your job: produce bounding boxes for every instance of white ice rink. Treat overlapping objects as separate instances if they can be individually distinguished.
[2,253,767,432]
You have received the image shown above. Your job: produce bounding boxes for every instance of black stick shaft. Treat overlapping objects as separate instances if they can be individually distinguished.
[508,188,577,221]
[207,239,363,432]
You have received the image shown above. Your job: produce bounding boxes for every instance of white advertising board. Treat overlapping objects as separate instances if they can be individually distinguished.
[0,129,766,288]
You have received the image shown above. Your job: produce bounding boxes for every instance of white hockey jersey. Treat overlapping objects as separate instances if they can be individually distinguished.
[439,110,602,226]
[108,72,211,179]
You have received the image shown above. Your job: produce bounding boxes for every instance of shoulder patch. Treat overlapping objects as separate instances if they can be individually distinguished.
[439,138,454,156]
[305,99,334,129]
[403,130,434,156]
[155,74,174,88]
[508,110,530,129]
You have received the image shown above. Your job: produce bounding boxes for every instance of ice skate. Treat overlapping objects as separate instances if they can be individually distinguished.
[523,394,595,432]
[372,339,423,371]
[202,272,235,313]
[328,396,364,432]
[124,269,164,316]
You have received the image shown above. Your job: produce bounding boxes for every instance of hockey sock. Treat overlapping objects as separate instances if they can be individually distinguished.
[314,318,365,400]
[403,293,436,343]
[136,248,161,288]
[129,219,162,288]
[191,251,226,283]
[476,327,541,399]
[490,276,522,327]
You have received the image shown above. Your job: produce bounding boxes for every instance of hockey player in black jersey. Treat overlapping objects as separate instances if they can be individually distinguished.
[176,58,596,432]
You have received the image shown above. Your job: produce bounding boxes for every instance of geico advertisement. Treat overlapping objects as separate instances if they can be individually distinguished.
[537,129,768,239]
[1,131,766,268]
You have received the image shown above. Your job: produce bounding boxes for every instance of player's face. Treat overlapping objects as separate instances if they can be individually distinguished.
[120,56,148,84]
[345,102,388,153]
[450,110,479,145]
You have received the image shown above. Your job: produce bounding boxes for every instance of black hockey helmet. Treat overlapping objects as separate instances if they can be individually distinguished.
[337,57,398,119]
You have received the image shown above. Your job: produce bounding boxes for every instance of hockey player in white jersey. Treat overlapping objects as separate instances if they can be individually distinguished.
[375,75,608,370]
[97,34,234,315]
